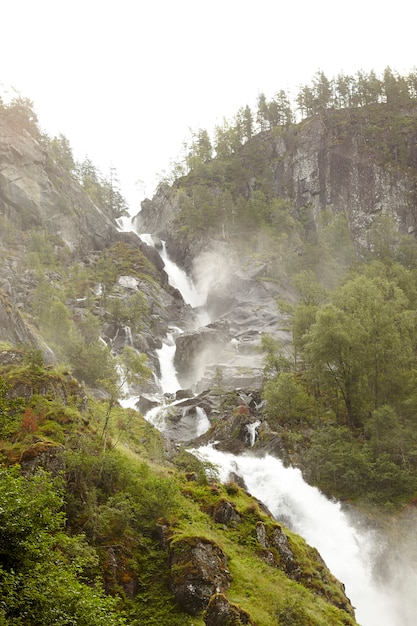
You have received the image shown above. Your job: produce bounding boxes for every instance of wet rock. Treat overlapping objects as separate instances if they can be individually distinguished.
[256,521,297,573]
[0,291,44,354]
[204,593,255,625]
[174,321,231,389]
[175,388,194,400]
[136,393,160,414]
[158,403,211,443]
[213,499,241,527]
[169,536,232,615]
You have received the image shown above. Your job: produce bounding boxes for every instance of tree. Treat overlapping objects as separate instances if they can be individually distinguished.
[263,372,314,426]
[214,120,241,158]
[383,66,410,108]
[365,405,403,457]
[312,71,332,110]
[68,338,116,387]
[77,157,103,205]
[260,334,292,379]
[49,133,76,173]
[5,96,39,136]
[303,274,415,427]
[100,346,151,450]
[256,92,269,131]
[0,466,125,625]
[103,166,129,219]
[334,73,354,108]
[296,84,315,118]
[273,89,293,125]
[235,104,254,141]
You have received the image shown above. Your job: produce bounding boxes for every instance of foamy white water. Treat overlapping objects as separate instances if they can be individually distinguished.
[159,241,205,308]
[246,420,261,447]
[155,331,181,393]
[191,446,411,626]
[195,406,211,437]
[139,234,209,325]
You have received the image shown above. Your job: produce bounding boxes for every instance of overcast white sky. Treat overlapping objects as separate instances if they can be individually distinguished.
[1,0,415,211]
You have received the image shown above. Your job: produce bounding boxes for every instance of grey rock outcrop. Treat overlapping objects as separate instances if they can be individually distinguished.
[274,113,417,241]
[204,593,254,625]
[0,290,40,347]
[0,114,117,256]
[169,537,232,615]
[174,321,231,389]
[256,521,298,574]
[213,499,241,527]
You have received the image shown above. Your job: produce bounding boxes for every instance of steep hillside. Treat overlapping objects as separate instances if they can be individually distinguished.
[136,95,417,511]
[0,99,197,386]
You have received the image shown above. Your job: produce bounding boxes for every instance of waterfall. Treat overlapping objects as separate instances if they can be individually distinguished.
[140,233,209,326]
[115,219,417,626]
[195,406,210,437]
[246,420,260,447]
[143,401,210,440]
[190,445,416,626]
[155,330,182,394]
[124,324,133,347]
[113,218,417,625]
[159,241,205,309]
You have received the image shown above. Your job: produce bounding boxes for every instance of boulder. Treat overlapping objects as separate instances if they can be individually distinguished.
[169,536,232,615]
[213,499,241,527]
[204,593,254,625]
[256,521,298,574]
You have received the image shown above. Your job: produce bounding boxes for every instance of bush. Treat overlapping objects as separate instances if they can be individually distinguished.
[0,465,126,625]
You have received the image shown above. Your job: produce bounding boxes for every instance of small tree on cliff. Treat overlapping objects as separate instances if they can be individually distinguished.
[100,347,151,450]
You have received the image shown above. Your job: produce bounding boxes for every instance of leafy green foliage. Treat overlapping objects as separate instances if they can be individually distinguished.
[260,333,292,379]
[263,373,315,427]
[47,133,76,173]
[260,254,417,504]
[304,273,414,426]
[0,466,126,625]
[0,377,24,438]
[2,96,40,136]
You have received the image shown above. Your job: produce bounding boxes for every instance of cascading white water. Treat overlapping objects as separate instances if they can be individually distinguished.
[246,420,261,447]
[159,241,204,308]
[191,445,415,626]
[117,221,417,625]
[144,400,211,440]
[155,330,182,394]
[140,233,210,326]
[195,406,210,437]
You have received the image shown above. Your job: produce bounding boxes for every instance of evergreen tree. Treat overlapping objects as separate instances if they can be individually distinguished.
[256,92,269,130]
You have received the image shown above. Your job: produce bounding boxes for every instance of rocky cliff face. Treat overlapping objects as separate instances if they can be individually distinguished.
[0,115,118,254]
[133,105,417,398]
[274,109,417,240]
[138,106,417,253]
[0,109,194,374]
